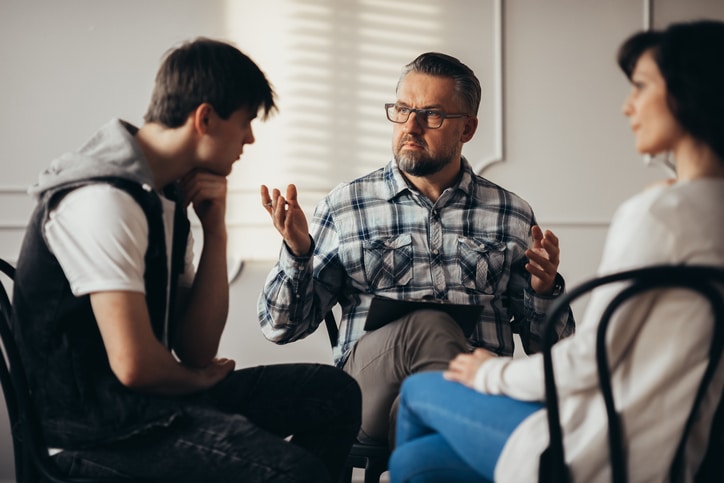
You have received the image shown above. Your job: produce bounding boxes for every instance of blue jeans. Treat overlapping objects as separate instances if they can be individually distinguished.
[53,363,361,483]
[390,372,543,483]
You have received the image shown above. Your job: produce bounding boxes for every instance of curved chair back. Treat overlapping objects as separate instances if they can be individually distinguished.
[0,259,25,480]
[539,265,724,483]
[0,259,143,482]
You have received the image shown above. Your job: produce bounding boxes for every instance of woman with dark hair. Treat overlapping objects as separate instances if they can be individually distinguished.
[389,20,724,483]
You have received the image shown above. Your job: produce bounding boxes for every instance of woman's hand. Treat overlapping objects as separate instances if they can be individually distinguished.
[443,348,496,388]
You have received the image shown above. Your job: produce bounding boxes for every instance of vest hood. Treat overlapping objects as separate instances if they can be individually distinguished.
[28,119,155,199]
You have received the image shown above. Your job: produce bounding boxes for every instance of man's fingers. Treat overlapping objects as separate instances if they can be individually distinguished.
[543,229,559,246]
[526,248,554,267]
[286,184,298,204]
[260,185,272,208]
[262,185,300,211]
[528,232,560,268]
[539,240,560,266]
[526,262,550,281]
[525,249,556,278]
[531,225,543,248]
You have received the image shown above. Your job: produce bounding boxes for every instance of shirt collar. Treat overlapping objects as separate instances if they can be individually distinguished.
[382,156,476,202]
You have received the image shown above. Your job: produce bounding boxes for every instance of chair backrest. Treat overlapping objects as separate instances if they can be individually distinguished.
[0,258,60,482]
[324,310,339,347]
[0,259,26,481]
[0,258,116,483]
[0,257,158,483]
[539,265,724,483]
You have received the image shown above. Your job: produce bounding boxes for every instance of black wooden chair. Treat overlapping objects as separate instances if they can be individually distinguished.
[324,311,390,483]
[0,258,142,482]
[539,265,724,483]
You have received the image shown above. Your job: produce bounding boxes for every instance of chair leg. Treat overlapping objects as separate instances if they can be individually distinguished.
[364,460,387,483]
[339,465,353,483]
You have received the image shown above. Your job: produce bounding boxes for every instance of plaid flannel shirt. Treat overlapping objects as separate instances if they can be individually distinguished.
[259,158,575,367]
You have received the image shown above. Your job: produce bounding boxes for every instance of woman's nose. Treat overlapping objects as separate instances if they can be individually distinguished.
[621,91,634,116]
[621,99,632,116]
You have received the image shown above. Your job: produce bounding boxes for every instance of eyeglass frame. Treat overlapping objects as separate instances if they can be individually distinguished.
[384,103,470,129]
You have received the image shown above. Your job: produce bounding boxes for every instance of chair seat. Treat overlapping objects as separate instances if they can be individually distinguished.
[348,440,390,460]
[349,442,390,457]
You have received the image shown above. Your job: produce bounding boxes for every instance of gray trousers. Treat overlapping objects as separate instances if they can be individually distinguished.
[343,309,469,446]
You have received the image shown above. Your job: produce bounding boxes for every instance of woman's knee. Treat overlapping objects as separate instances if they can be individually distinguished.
[390,434,483,483]
[401,372,447,402]
[389,441,416,482]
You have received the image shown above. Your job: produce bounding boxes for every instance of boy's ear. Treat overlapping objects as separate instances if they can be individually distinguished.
[192,103,215,134]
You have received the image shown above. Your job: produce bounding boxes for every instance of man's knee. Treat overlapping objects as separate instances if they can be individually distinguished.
[400,310,468,371]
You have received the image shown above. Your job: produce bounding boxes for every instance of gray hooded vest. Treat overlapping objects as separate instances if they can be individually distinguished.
[12,119,190,448]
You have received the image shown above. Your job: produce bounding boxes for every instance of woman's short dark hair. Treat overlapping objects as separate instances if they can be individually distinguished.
[398,52,482,117]
[617,20,724,160]
[144,38,277,127]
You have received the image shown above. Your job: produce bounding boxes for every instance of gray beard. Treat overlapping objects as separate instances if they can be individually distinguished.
[395,151,449,177]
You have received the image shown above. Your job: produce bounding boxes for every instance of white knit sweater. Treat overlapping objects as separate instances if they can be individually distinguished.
[475,179,724,482]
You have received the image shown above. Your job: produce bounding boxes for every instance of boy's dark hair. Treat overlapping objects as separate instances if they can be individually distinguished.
[618,20,724,161]
[144,38,277,127]
[398,52,482,117]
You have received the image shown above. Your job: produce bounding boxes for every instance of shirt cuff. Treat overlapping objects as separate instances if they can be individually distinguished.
[278,238,315,275]
[528,273,565,309]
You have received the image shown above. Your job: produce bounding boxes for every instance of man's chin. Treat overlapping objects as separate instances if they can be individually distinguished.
[397,159,443,177]
[395,153,418,172]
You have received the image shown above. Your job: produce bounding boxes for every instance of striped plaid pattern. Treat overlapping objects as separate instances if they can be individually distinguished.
[259,158,574,367]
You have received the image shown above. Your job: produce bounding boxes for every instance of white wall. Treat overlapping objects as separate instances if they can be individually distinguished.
[1,1,724,480]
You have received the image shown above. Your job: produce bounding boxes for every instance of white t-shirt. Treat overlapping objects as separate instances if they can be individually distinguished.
[44,184,195,344]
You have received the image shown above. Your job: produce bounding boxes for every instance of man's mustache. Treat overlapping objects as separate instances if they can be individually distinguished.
[399,135,427,149]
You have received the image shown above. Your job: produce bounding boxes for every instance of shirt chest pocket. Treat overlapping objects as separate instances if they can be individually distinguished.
[363,233,413,290]
[457,237,507,295]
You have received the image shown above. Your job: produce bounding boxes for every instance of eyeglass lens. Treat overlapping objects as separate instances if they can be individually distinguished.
[386,105,444,128]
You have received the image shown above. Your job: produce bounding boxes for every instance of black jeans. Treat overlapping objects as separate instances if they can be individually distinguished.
[53,363,361,482]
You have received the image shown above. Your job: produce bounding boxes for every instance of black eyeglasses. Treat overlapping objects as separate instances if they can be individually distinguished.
[385,103,469,129]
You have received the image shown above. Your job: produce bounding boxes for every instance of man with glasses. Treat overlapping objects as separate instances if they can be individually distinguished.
[259,52,575,446]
